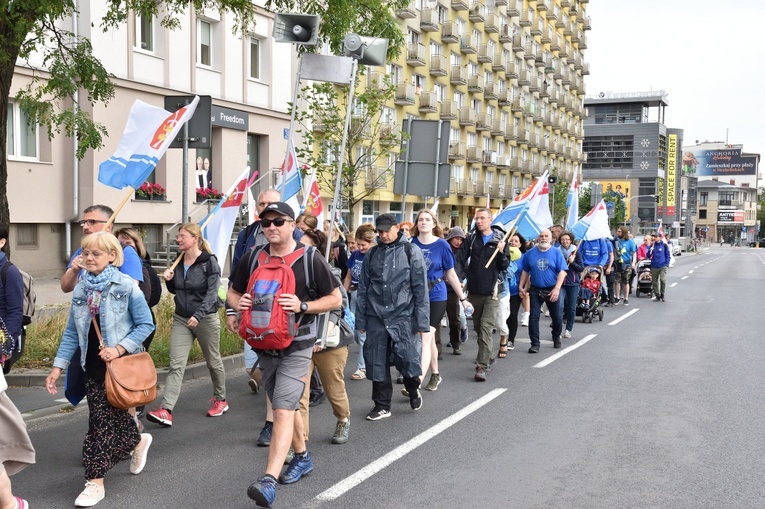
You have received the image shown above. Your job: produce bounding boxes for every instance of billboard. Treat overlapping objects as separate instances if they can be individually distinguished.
[717,210,744,223]
[667,134,678,216]
[682,147,757,176]
[600,180,632,217]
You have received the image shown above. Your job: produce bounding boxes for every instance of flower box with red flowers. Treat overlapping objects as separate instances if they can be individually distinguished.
[195,187,224,202]
[135,182,166,201]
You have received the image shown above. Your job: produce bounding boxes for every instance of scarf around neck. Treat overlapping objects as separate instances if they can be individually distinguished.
[560,244,576,260]
[82,264,117,318]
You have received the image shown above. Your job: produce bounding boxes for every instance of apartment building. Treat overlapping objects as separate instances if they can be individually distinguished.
[7,3,294,275]
[352,0,589,227]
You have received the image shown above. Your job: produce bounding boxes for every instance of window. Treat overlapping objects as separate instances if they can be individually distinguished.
[135,13,153,51]
[387,64,402,84]
[434,83,445,102]
[699,192,708,206]
[198,20,212,66]
[15,225,38,249]
[249,38,261,79]
[699,210,707,220]
[452,164,463,181]
[7,102,38,160]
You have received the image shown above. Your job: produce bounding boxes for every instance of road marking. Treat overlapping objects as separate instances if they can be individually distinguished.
[608,308,639,325]
[54,398,69,404]
[532,334,597,368]
[681,276,689,280]
[670,282,678,287]
[688,270,694,274]
[315,388,508,501]
[694,266,699,269]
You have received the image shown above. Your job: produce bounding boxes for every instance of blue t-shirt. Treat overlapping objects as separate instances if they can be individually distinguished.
[521,247,567,288]
[411,237,455,302]
[346,250,365,287]
[507,253,524,297]
[68,245,144,282]
[580,238,609,267]
[616,238,637,265]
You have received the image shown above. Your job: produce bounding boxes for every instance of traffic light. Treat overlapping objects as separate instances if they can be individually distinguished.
[654,195,660,203]
[548,176,557,184]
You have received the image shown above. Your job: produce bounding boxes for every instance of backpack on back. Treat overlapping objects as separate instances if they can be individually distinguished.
[142,259,162,308]
[239,246,315,351]
[1,262,36,326]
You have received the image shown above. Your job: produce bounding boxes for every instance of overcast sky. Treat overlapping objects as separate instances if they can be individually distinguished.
[584,1,764,156]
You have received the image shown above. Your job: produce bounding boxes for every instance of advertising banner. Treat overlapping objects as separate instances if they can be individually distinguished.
[667,135,678,216]
[657,177,664,217]
[682,147,757,176]
[600,180,632,217]
[717,210,744,223]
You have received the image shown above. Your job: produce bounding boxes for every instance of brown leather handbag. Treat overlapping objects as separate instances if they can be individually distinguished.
[93,319,157,410]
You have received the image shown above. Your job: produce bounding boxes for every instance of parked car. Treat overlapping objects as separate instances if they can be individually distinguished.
[748,238,765,248]
[669,239,681,256]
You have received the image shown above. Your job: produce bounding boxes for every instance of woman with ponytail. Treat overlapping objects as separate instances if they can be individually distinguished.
[146,223,228,427]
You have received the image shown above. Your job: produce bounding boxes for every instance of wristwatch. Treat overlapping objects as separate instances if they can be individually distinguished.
[300,302,308,313]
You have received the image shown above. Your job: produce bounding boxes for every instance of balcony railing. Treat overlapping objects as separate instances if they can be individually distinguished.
[441,21,460,43]
[418,91,438,113]
[420,8,440,32]
[394,82,415,105]
[448,140,466,159]
[440,100,459,120]
[450,65,467,85]
[395,0,416,19]
[406,43,426,66]
[430,53,448,76]
[365,166,390,189]
[459,107,476,126]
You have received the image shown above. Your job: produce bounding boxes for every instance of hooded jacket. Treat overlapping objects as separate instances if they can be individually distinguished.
[166,251,221,320]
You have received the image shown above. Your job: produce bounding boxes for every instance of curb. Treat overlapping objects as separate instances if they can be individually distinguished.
[7,353,245,388]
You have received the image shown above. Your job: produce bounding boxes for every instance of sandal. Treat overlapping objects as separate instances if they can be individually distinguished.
[498,342,508,359]
[351,369,366,380]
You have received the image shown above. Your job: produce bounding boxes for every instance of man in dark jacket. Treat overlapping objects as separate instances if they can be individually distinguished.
[445,227,468,354]
[455,208,508,381]
[648,232,670,302]
[0,225,24,372]
[356,214,430,421]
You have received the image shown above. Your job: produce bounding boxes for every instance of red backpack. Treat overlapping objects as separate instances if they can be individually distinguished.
[239,246,314,351]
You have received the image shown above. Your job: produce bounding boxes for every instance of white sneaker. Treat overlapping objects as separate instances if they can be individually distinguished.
[520,312,529,327]
[75,481,105,507]
[563,330,571,338]
[130,433,153,474]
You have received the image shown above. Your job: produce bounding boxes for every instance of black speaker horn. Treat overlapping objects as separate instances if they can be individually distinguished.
[273,13,320,46]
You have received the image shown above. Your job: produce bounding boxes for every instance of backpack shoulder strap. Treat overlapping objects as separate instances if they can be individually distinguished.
[248,245,268,276]
[0,262,9,287]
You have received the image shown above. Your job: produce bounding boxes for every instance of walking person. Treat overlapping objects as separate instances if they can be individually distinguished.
[409,210,470,391]
[147,223,228,427]
[455,209,508,381]
[355,214,430,419]
[0,226,24,374]
[558,231,584,338]
[613,226,637,305]
[344,224,375,381]
[518,229,567,353]
[503,233,527,352]
[648,232,671,302]
[444,227,469,354]
[45,232,154,507]
[227,202,341,507]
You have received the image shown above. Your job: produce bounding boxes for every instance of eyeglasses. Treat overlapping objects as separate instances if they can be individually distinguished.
[261,218,292,228]
[79,219,108,227]
[81,250,108,258]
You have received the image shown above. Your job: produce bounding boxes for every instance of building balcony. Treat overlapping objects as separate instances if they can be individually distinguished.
[467,74,484,93]
[430,53,449,76]
[494,0,507,6]
[448,140,466,159]
[540,79,550,97]
[440,100,459,120]
[530,16,543,36]
[394,82,415,105]
[491,118,504,137]
[510,97,523,112]
[547,3,559,21]
[395,0,416,19]
[466,145,482,163]
[468,2,485,23]
[420,8,440,32]
[579,32,588,49]
[312,120,326,133]
[459,107,476,126]
[520,159,532,172]
[496,154,510,168]
[498,88,511,106]
[541,25,552,44]
[485,12,500,33]
[460,34,477,54]
[562,15,572,36]
[506,0,520,17]
[505,123,518,140]
[451,0,469,10]
[582,62,590,75]
[512,34,524,52]
[450,65,467,85]
[483,151,497,167]
[537,0,550,11]
[365,166,389,189]
[476,113,491,131]
[550,33,561,51]
[477,44,493,64]
[379,123,400,145]
[517,69,530,86]
[366,71,388,90]
[524,43,537,62]
[484,80,498,100]
[560,41,571,58]
[418,91,438,114]
[499,23,513,43]
[406,43,426,66]
[527,132,538,148]
[519,9,532,26]
[528,76,540,92]
[582,14,592,30]
[441,21,460,44]
[350,116,372,139]
[505,60,519,79]
[492,54,506,72]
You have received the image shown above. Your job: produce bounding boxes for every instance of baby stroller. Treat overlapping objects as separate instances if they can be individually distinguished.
[635,259,653,298]
[576,266,604,323]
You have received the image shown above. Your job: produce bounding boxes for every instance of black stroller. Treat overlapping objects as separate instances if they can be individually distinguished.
[634,259,653,298]
[576,266,604,323]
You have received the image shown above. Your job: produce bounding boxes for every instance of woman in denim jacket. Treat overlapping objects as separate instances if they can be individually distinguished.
[45,232,154,507]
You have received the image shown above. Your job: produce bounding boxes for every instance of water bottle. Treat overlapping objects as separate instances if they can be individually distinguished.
[464,304,474,318]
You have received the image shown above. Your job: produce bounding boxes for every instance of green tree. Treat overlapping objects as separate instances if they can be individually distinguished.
[291,74,400,227]
[578,186,592,218]
[603,195,626,231]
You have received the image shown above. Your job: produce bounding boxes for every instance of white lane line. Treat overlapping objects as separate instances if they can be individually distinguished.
[670,282,678,287]
[54,398,69,403]
[315,388,507,501]
[608,308,640,325]
[681,276,689,280]
[694,266,699,269]
[689,270,694,274]
[532,334,597,368]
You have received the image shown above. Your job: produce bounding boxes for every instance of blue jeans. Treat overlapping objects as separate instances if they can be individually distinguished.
[559,285,579,333]
[351,290,366,370]
[529,287,563,347]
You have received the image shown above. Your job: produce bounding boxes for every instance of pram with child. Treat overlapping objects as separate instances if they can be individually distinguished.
[577,266,605,323]
[634,259,653,298]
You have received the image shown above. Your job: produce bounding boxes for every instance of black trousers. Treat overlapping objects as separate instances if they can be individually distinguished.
[372,376,420,412]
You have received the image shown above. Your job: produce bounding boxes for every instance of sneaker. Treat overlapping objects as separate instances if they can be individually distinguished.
[14,497,29,509]
[460,328,468,343]
[614,298,622,306]
[507,339,514,350]
[453,346,462,355]
[652,296,659,302]
[309,392,326,407]
[284,447,294,465]
[130,433,152,475]
[248,378,260,393]
[474,367,486,382]
[207,398,229,417]
[520,312,529,327]
[553,337,561,349]
[395,373,404,384]
[366,408,391,421]
[563,330,571,339]
[257,421,273,447]
[528,345,540,354]
[331,419,350,444]
[247,475,277,508]
[624,299,629,306]
[146,407,172,427]
[425,373,442,391]
[410,389,423,410]
[279,451,314,484]
[75,481,105,507]
[401,388,409,398]
[660,295,666,302]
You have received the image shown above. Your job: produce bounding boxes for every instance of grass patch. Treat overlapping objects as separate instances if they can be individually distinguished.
[18,295,243,370]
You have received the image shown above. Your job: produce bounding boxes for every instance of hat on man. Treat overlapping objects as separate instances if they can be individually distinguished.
[445,226,467,242]
[260,201,295,220]
[650,232,657,237]
[375,213,398,232]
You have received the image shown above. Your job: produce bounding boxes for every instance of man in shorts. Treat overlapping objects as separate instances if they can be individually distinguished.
[227,202,341,508]
[613,226,637,305]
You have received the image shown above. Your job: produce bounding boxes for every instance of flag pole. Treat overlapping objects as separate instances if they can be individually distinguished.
[105,187,136,229]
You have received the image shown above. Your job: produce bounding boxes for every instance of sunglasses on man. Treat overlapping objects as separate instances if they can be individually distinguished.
[261,217,293,228]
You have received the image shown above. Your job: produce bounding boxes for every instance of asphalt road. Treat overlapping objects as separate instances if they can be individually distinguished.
[11,247,765,508]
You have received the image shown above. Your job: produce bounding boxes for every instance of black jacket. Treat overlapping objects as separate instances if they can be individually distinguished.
[166,252,221,320]
[456,227,510,296]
